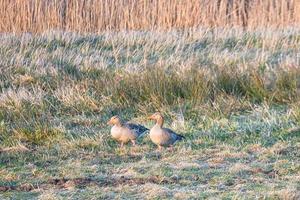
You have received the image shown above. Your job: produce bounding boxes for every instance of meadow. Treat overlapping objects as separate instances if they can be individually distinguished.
[0,27,299,199]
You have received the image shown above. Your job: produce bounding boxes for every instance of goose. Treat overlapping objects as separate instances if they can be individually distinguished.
[148,112,184,150]
[107,115,148,147]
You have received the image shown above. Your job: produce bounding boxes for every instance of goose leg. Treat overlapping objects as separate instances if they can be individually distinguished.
[120,142,124,148]
[157,145,163,151]
[168,145,174,151]
[131,140,136,146]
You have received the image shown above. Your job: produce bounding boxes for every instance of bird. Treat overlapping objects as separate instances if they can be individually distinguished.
[107,115,149,147]
[148,112,185,150]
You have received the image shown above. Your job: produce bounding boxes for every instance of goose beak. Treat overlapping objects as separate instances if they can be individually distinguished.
[107,120,113,125]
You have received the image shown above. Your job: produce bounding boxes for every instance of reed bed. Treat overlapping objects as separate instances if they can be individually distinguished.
[0,0,300,33]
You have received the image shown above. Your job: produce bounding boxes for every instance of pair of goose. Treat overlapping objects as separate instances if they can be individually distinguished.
[107,112,184,150]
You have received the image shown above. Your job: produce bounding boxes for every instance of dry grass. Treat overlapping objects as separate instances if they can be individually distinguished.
[1,0,300,33]
[0,28,300,145]
[0,28,299,199]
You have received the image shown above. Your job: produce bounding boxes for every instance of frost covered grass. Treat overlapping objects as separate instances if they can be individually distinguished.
[0,28,300,199]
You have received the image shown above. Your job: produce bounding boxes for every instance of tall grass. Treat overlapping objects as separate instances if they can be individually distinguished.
[0,0,300,33]
[1,28,300,145]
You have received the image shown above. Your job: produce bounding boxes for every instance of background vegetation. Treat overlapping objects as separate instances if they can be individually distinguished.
[1,0,300,33]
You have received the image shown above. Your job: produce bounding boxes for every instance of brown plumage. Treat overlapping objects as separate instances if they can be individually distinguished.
[107,115,148,147]
[148,112,184,150]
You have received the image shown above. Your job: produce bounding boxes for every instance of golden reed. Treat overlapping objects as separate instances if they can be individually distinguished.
[0,0,300,33]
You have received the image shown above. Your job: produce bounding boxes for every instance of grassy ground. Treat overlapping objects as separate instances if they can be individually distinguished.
[0,28,300,199]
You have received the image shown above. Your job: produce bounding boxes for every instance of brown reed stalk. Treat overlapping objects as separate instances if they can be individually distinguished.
[0,0,299,33]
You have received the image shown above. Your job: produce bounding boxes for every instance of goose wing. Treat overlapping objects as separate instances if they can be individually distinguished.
[126,123,149,137]
[164,128,185,142]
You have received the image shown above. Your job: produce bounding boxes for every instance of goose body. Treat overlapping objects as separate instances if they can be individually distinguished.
[108,116,148,147]
[148,112,184,149]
